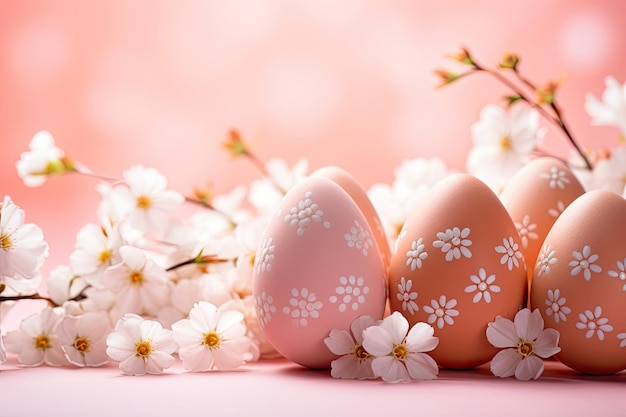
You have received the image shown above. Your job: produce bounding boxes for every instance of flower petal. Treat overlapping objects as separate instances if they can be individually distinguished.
[486,316,518,348]
[533,328,561,358]
[362,325,393,357]
[490,348,521,378]
[514,309,544,341]
[378,312,408,345]
[324,329,355,356]
[404,352,439,380]
[350,315,376,344]
[405,322,439,353]
[371,356,409,383]
[514,355,544,381]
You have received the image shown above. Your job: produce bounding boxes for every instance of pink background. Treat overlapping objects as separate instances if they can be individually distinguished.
[2,2,626,414]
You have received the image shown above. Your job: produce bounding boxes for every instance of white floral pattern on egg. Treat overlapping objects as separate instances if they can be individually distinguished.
[253,175,386,369]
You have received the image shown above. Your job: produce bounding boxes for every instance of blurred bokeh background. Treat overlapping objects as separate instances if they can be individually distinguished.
[2,0,625,278]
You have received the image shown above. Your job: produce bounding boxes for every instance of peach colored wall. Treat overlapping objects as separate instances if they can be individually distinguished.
[2,0,625,276]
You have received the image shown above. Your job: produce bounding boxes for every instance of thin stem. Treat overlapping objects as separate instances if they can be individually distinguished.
[243,150,289,195]
[184,196,238,228]
[0,293,53,304]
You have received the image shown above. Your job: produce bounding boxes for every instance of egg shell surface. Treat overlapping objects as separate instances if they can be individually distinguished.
[530,189,626,375]
[253,175,387,369]
[389,173,528,369]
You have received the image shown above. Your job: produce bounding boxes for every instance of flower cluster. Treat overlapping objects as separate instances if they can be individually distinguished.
[1,47,625,383]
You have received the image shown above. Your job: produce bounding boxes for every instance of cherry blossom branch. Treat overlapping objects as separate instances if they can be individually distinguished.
[165,253,230,272]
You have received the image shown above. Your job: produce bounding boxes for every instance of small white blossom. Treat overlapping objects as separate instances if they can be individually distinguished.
[16,131,67,187]
[464,268,500,304]
[544,289,571,324]
[495,236,524,271]
[106,314,176,376]
[575,306,613,341]
[539,166,572,189]
[514,215,538,249]
[324,315,377,380]
[433,227,472,261]
[486,309,561,381]
[282,288,323,327]
[255,291,277,328]
[406,238,428,270]
[283,191,330,236]
[344,220,373,256]
[396,277,418,315]
[172,301,253,372]
[69,222,124,287]
[58,312,110,367]
[329,275,369,313]
[585,76,626,139]
[607,258,626,291]
[423,295,459,329]
[535,244,557,278]
[569,245,602,281]
[362,311,439,383]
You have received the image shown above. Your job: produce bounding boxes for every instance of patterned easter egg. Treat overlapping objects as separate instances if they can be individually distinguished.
[389,173,528,369]
[530,189,626,374]
[500,157,585,286]
[253,175,387,369]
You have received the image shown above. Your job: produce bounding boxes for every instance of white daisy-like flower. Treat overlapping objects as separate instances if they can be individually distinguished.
[575,306,613,341]
[514,215,538,249]
[172,301,253,372]
[535,244,557,278]
[255,291,277,328]
[396,277,418,314]
[589,146,626,193]
[362,311,439,383]
[69,222,124,287]
[433,227,472,261]
[544,289,571,324]
[255,237,275,274]
[486,308,561,381]
[101,245,169,318]
[464,268,500,304]
[584,76,626,139]
[0,195,49,287]
[16,130,68,187]
[329,275,369,313]
[466,105,545,191]
[569,245,602,281]
[282,288,323,327]
[344,220,373,256]
[106,313,176,376]
[248,157,308,216]
[495,236,524,271]
[539,166,572,189]
[103,165,184,233]
[607,258,626,291]
[406,238,428,270]
[58,312,110,367]
[324,315,377,380]
[423,295,459,329]
[283,191,330,236]
[3,307,68,367]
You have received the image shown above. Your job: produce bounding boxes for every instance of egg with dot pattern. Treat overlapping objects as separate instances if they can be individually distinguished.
[253,174,387,369]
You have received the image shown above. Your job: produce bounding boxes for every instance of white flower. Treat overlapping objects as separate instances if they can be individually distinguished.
[569,245,602,281]
[324,315,377,380]
[396,277,419,314]
[46,265,88,306]
[495,236,524,271]
[514,215,538,250]
[486,309,561,381]
[584,76,626,139]
[58,312,110,367]
[255,237,275,274]
[16,131,67,187]
[362,311,439,383]
[0,196,49,287]
[104,165,184,233]
[255,291,277,328]
[433,227,472,261]
[590,146,626,193]
[283,191,330,236]
[344,220,373,256]
[282,288,323,327]
[328,275,369,313]
[106,313,176,376]
[69,222,124,287]
[101,245,169,318]
[423,295,459,329]
[172,301,253,372]
[248,158,308,216]
[464,268,500,304]
[467,105,545,191]
[535,244,557,278]
[539,166,572,189]
[3,307,68,367]
[607,258,626,291]
[544,289,571,324]
[575,306,613,341]
[406,238,428,270]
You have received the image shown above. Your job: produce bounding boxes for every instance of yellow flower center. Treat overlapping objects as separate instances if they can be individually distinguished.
[352,344,369,361]
[202,331,220,349]
[99,249,112,264]
[392,343,408,360]
[130,271,143,286]
[136,195,152,209]
[0,233,14,251]
[499,136,512,151]
[135,340,152,357]
[74,336,91,353]
[35,335,50,350]
[517,340,534,357]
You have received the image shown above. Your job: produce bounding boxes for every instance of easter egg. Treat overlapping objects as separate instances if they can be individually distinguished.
[500,157,585,287]
[389,173,528,369]
[530,189,626,375]
[253,174,387,369]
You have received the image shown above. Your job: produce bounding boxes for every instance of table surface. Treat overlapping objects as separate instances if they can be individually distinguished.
[2,354,626,417]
